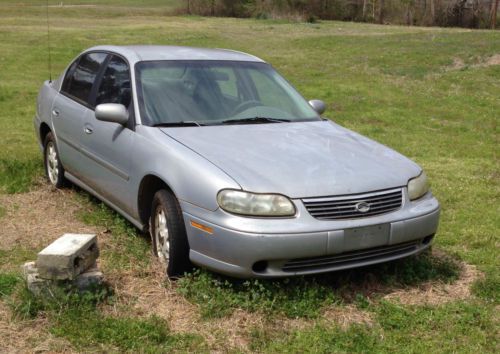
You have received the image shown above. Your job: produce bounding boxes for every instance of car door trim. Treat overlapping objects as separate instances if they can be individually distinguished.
[57,134,80,152]
[79,145,130,181]
[59,133,129,181]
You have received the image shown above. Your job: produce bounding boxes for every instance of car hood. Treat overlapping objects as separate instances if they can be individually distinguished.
[160,121,421,198]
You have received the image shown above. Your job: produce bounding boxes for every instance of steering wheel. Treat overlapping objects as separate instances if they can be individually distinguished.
[230,100,263,116]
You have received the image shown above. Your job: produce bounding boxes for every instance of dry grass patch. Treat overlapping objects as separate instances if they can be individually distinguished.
[102,261,266,351]
[383,260,483,306]
[323,305,373,329]
[0,183,99,252]
[446,53,500,72]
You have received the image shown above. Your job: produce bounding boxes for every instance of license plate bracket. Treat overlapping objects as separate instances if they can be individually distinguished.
[344,224,390,251]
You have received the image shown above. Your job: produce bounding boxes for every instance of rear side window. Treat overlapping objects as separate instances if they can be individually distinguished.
[95,55,131,107]
[61,52,107,105]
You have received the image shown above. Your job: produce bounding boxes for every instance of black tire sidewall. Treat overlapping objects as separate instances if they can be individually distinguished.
[150,189,192,278]
[43,132,65,188]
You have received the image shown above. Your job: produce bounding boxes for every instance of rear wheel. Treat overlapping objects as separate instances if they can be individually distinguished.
[44,132,66,188]
[150,189,192,278]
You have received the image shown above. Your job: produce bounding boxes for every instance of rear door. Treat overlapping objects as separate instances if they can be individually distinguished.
[51,52,107,177]
[79,54,135,213]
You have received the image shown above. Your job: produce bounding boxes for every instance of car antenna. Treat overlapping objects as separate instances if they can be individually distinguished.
[46,0,52,83]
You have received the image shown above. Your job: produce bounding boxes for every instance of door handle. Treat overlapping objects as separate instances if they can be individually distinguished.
[52,109,60,117]
[84,127,93,134]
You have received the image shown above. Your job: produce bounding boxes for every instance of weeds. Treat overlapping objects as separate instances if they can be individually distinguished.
[51,311,205,352]
[177,251,461,318]
[177,269,339,319]
[471,273,499,304]
[11,282,111,319]
[0,273,20,298]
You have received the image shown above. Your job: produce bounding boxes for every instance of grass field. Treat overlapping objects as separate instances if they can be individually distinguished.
[0,1,499,352]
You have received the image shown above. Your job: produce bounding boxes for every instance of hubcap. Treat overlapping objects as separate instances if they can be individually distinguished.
[154,207,170,262]
[46,142,59,185]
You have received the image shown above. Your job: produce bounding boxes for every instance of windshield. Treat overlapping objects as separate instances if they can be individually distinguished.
[135,60,320,126]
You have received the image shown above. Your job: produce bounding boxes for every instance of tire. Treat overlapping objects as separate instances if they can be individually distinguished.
[43,132,66,188]
[150,189,192,278]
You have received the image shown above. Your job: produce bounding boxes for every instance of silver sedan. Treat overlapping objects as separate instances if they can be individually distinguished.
[34,45,439,278]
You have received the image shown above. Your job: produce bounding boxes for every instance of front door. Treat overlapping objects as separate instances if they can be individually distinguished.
[79,54,135,213]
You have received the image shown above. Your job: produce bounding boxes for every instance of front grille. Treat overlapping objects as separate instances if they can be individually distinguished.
[282,240,419,272]
[302,188,403,220]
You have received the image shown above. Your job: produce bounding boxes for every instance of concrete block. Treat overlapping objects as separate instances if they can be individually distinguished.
[26,272,50,296]
[24,262,105,296]
[21,261,38,276]
[74,269,104,291]
[37,234,99,280]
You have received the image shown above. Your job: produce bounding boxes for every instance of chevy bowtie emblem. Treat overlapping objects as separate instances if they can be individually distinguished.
[355,201,371,213]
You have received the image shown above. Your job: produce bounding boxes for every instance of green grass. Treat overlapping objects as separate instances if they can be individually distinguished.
[0,273,20,298]
[0,1,499,352]
[51,311,205,352]
[177,251,461,318]
[251,301,498,353]
[177,269,340,319]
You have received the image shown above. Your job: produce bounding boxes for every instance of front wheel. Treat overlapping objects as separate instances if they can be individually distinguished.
[150,189,192,278]
[44,132,66,188]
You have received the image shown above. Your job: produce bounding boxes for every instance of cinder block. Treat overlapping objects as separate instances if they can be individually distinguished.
[74,269,104,291]
[21,261,38,276]
[26,272,50,296]
[23,261,105,296]
[37,234,99,280]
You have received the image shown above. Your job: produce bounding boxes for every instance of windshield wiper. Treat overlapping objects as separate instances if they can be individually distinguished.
[152,121,204,127]
[221,117,291,125]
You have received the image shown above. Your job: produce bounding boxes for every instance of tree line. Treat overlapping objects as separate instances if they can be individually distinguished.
[183,0,499,29]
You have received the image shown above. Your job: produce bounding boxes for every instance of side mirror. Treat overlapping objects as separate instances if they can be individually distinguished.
[308,99,326,115]
[95,103,129,125]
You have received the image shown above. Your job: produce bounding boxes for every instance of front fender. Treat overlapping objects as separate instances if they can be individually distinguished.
[131,126,241,212]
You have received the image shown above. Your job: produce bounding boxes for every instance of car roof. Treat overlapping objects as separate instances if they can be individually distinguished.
[83,45,266,64]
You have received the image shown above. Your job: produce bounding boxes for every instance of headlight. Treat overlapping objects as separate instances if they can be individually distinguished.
[217,189,296,217]
[408,172,430,200]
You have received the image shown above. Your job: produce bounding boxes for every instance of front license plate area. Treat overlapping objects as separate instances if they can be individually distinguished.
[344,224,390,251]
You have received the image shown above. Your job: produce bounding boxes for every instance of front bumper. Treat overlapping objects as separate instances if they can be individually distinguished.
[182,190,440,278]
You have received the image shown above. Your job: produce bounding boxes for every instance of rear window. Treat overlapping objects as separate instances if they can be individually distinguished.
[61,52,107,106]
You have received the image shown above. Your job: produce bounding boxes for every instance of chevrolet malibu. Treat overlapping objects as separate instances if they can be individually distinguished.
[34,45,440,278]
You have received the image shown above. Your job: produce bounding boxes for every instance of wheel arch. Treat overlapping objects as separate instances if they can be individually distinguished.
[40,122,51,146]
[137,174,177,228]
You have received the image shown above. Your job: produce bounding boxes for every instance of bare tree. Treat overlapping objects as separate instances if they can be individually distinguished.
[491,0,499,28]
[378,0,385,23]
[362,0,368,20]
[430,0,436,24]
